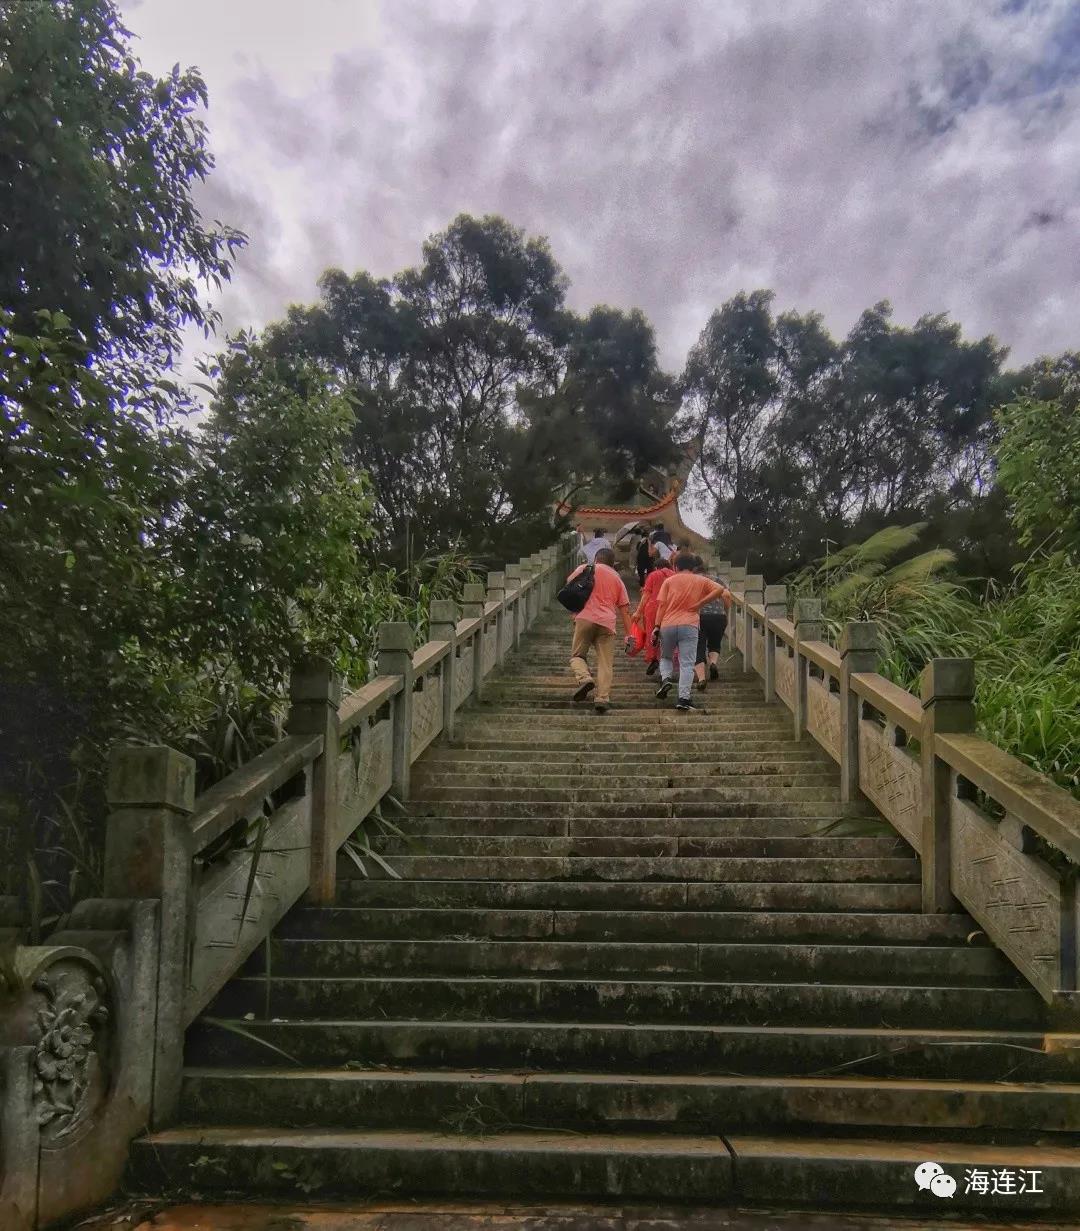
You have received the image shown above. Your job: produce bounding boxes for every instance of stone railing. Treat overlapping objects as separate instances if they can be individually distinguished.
[0,536,576,1230]
[711,561,1080,1016]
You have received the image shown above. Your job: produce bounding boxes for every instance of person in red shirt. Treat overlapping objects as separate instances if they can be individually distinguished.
[632,561,674,676]
[565,548,633,714]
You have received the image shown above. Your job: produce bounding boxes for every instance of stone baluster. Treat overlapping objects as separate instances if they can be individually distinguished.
[487,571,507,666]
[461,581,487,702]
[377,622,415,800]
[920,659,975,913]
[839,622,880,807]
[429,598,460,741]
[104,744,195,1126]
[286,659,342,906]
[763,583,787,703]
[792,598,823,742]
[742,574,764,673]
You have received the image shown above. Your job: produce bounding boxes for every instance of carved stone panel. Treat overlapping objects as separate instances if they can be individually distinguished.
[453,642,474,709]
[752,630,765,675]
[481,620,498,676]
[410,670,444,761]
[186,792,312,1024]
[775,649,795,711]
[858,719,921,850]
[337,714,393,837]
[950,793,1064,1000]
[499,604,514,659]
[806,675,841,763]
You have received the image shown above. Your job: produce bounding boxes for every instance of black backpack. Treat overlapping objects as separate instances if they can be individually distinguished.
[557,564,595,613]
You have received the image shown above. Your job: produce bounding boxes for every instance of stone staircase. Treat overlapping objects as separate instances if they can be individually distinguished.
[132,605,1080,1214]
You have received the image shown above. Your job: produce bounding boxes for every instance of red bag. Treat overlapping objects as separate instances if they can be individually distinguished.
[625,620,646,656]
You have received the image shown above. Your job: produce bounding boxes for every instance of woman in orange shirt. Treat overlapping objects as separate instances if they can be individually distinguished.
[653,556,731,711]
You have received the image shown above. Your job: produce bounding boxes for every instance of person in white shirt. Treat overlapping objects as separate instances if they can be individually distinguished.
[581,528,613,564]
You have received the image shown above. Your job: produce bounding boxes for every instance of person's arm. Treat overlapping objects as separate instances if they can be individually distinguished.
[654,578,671,629]
[566,564,584,582]
[693,579,728,611]
[618,602,633,637]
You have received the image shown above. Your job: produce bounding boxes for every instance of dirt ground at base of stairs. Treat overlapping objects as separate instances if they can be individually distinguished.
[68,1200,1080,1231]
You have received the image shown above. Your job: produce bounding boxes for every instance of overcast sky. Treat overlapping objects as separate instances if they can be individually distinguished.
[123,0,1080,374]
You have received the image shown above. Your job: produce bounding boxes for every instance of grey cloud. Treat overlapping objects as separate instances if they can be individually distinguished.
[187,0,1080,368]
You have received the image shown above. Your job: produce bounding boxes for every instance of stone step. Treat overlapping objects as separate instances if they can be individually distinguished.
[178,1067,1080,1136]
[342,855,919,884]
[209,975,1045,1030]
[129,1124,1080,1211]
[410,771,844,791]
[407,800,872,819]
[186,1018,1080,1084]
[247,939,1012,985]
[277,907,976,946]
[400,816,881,838]
[408,786,847,804]
[424,748,830,765]
[128,1126,734,1203]
[447,738,818,752]
[365,835,908,859]
[332,879,924,912]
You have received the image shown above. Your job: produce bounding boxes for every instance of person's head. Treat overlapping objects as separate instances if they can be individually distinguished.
[594,547,616,568]
[593,528,606,539]
[693,558,706,574]
[675,554,699,572]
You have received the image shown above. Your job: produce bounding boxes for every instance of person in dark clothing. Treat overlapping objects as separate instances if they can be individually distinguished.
[635,534,652,586]
[693,559,731,690]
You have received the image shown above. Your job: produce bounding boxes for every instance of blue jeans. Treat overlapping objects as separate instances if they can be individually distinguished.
[660,624,698,701]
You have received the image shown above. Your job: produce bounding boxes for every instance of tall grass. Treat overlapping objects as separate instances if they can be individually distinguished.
[787,525,1080,798]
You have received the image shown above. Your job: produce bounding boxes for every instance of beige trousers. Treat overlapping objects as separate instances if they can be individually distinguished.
[570,619,615,703]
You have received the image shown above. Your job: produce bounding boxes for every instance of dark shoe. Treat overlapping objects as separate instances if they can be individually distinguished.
[655,679,672,700]
[645,660,659,676]
[573,680,596,702]
[695,678,707,692]
[676,698,703,712]
[709,663,719,681]
[594,702,610,714]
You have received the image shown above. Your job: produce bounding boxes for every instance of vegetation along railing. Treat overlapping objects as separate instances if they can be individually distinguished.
[714,563,1080,1011]
[0,537,577,1231]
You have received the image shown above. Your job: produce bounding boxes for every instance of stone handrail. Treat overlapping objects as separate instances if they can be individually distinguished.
[0,535,577,1230]
[710,558,1080,1013]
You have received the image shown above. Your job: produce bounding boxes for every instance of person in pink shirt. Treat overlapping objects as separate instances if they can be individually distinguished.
[565,548,633,714]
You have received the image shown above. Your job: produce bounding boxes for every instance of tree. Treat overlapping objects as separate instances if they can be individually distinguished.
[522,304,679,506]
[0,0,243,361]
[995,393,1080,553]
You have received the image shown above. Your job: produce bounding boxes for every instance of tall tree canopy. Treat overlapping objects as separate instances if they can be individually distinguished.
[267,215,676,560]
[678,293,1011,576]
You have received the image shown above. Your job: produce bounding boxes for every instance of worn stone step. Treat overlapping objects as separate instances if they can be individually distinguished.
[210,975,1045,1030]
[424,748,830,766]
[185,1018,1080,1083]
[178,1067,1080,1135]
[400,816,880,839]
[346,855,919,884]
[407,800,873,819]
[724,1134,1080,1213]
[409,787,847,806]
[128,1126,735,1203]
[250,939,1012,985]
[331,879,923,912]
[409,772,843,792]
[277,907,977,946]
[447,737,821,753]
[367,835,906,859]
